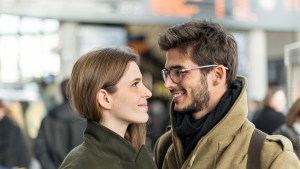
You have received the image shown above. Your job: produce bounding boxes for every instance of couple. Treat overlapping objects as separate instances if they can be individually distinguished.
[59,20,300,169]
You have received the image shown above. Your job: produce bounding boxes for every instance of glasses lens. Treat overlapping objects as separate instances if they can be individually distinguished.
[162,68,182,83]
[162,69,168,81]
[170,69,181,83]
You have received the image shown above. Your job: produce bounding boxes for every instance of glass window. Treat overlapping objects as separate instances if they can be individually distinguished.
[0,35,20,82]
[20,17,42,34]
[0,14,60,83]
[0,14,20,34]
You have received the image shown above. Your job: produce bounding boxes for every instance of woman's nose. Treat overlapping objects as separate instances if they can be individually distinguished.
[144,85,152,99]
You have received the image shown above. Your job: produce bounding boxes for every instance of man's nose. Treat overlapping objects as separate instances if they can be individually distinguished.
[164,75,177,89]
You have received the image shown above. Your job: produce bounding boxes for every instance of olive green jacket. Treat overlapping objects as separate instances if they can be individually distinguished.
[154,76,300,169]
[60,120,157,169]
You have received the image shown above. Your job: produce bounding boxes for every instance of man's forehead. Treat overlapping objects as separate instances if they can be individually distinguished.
[168,46,192,55]
[166,48,191,59]
[165,52,197,69]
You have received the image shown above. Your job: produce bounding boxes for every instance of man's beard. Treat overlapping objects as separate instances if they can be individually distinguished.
[174,75,210,115]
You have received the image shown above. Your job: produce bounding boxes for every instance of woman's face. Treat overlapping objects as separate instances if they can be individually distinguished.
[109,61,152,125]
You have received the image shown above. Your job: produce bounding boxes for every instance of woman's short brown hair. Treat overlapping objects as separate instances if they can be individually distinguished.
[69,47,146,148]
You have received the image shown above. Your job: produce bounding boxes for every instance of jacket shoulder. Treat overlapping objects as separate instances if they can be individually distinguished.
[261,135,300,168]
[266,134,293,151]
[154,130,172,169]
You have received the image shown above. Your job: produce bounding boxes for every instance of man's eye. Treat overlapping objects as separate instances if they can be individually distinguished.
[175,70,182,75]
[178,69,187,74]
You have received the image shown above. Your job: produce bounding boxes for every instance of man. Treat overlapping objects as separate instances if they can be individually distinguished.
[154,20,300,169]
[34,79,86,169]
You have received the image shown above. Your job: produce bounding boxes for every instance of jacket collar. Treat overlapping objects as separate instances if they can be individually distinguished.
[206,76,248,141]
[84,120,145,162]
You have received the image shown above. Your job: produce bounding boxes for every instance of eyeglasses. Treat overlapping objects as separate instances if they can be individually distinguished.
[161,64,228,84]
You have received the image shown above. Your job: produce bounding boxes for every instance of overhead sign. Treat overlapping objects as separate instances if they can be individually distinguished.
[1,0,300,30]
[151,0,300,30]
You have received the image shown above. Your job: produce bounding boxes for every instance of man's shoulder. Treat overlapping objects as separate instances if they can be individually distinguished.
[264,134,293,152]
[261,134,300,168]
[154,129,173,169]
[154,130,173,153]
[158,129,172,142]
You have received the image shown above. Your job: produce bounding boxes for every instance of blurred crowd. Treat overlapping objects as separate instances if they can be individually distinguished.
[1,75,300,169]
[250,85,300,159]
[1,78,300,169]
[0,72,300,169]
[0,77,170,169]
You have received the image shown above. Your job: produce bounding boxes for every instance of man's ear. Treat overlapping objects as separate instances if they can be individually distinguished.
[97,89,112,109]
[212,66,226,85]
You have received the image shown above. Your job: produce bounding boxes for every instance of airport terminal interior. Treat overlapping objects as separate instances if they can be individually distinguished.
[1,0,300,168]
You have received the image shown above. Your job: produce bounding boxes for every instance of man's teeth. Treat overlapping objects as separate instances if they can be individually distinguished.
[173,93,183,97]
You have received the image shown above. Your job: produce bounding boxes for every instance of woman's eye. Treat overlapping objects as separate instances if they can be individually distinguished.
[132,82,139,87]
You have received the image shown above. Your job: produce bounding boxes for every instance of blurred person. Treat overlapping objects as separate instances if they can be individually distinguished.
[154,19,300,169]
[0,100,31,169]
[252,86,286,134]
[247,99,260,120]
[273,98,300,159]
[38,74,58,111]
[33,78,86,169]
[59,47,157,169]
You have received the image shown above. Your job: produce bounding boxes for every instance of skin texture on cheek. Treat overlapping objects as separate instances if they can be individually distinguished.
[175,74,210,114]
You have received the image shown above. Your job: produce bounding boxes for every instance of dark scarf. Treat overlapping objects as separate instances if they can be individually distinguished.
[172,79,242,159]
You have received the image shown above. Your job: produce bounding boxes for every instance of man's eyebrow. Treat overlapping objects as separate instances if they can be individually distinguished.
[166,65,183,69]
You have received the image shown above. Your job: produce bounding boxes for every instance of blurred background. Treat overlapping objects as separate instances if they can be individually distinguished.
[0,0,300,168]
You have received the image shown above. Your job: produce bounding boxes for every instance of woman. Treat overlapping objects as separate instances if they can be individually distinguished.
[59,47,157,169]
[274,98,300,159]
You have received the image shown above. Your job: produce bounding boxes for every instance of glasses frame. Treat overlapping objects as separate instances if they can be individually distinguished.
[161,64,229,84]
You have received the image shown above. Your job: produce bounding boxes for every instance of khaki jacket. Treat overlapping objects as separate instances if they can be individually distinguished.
[154,76,300,169]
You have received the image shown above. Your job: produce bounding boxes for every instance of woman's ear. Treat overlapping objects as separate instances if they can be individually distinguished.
[97,89,112,109]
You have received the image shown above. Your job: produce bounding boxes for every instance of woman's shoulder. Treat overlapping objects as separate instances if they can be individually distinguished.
[59,144,108,169]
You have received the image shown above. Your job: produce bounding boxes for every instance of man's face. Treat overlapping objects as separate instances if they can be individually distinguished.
[163,48,210,114]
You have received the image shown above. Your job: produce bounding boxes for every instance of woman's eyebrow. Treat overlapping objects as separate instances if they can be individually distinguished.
[130,77,142,83]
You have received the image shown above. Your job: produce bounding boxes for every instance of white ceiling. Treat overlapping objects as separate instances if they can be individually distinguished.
[0,0,164,24]
[1,0,300,30]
